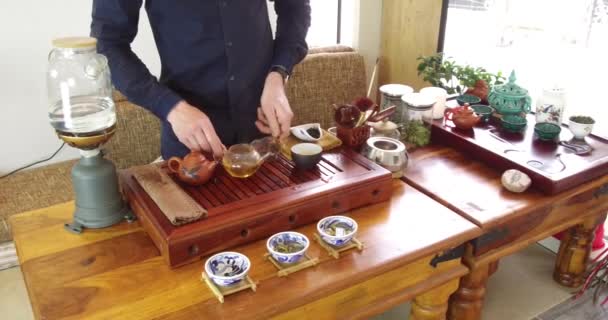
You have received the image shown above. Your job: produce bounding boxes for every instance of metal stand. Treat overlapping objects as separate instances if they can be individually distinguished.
[64,150,129,234]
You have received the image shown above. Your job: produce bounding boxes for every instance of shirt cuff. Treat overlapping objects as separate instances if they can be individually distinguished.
[153,88,182,121]
[271,49,297,75]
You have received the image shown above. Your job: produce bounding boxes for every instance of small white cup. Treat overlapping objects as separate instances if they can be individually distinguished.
[420,87,448,120]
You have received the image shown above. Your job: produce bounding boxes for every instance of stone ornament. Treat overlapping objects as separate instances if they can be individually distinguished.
[501,169,532,193]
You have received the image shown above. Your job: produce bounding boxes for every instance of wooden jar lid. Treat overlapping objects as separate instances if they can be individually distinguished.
[52,37,97,49]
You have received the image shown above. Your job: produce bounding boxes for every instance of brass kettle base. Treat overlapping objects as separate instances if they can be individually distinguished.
[56,125,116,150]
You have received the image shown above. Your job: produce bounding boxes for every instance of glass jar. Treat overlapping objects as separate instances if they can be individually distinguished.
[420,87,448,120]
[379,84,414,124]
[535,86,566,125]
[401,93,435,147]
[47,37,116,147]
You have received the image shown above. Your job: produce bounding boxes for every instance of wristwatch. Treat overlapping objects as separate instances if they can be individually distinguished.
[270,65,289,82]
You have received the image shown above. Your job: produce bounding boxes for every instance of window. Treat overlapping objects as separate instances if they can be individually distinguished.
[268,0,341,47]
[442,0,608,135]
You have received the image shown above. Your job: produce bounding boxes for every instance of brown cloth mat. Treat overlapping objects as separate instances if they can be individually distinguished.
[131,164,207,226]
[280,129,342,160]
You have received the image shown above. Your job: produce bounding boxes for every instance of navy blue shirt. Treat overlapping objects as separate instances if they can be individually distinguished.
[91,0,310,159]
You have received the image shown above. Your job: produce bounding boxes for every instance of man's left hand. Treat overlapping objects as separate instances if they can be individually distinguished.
[256,72,293,138]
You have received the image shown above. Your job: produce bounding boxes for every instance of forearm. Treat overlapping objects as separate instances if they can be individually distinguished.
[271,0,311,74]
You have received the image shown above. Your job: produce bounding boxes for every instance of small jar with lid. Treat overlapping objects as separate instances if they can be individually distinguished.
[535,86,566,125]
[379,84,414,124]
[487,71,532,116]
[401,93,436,147]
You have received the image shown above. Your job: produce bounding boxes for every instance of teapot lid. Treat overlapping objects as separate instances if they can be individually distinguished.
[491,71,529,98]
[52,37,97,49]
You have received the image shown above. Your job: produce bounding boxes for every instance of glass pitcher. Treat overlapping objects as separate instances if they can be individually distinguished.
[47,37,116,149]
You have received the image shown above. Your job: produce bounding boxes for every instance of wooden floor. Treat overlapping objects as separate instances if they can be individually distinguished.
[535,290,608,320]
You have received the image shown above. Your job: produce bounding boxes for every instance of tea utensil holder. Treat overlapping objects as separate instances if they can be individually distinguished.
[313,233,364,259]
[201,272,257,303]
[264,253,319,277]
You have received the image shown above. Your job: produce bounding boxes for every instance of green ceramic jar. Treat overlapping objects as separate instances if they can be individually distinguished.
[488,71,532,116]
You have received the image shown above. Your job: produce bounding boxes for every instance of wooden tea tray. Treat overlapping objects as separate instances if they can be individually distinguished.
[432,113,608,195]
[121,148,393,267]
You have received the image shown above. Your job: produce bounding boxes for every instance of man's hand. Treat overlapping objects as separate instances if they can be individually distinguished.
[167,101,226,158]
[256,72,293,138]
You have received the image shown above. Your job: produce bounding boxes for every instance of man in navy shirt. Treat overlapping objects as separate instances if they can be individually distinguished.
[91,0,311,159]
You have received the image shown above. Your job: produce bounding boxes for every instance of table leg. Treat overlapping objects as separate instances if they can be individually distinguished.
[488,260,499,276]
[554,214,604,287]
[410,278,460,320]
[447,262,490,320]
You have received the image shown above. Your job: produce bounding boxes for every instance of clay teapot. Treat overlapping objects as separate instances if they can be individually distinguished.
[444,104,481,130]
[466,79,490,104]
[168,152,218,186]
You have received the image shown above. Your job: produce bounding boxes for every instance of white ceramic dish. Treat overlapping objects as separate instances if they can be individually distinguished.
[290,123,322,142]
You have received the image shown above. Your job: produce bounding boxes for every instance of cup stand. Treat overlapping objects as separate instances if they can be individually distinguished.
[201,273,257,303]
[313,233,365,259]
[264,253,319,277]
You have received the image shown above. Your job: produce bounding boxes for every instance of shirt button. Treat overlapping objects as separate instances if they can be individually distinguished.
[226,41,233,47]
[220,1,227,7]
[229,75,235,81]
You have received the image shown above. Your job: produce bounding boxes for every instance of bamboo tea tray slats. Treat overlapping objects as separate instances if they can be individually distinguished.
[431,113,608,195]
[121,148,393,267]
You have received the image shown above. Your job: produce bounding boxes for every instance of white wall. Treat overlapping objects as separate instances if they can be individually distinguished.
[0,0,383,174]
[340,0,382,96]
[0,0,160,174]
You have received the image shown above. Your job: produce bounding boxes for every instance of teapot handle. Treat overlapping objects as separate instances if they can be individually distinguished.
[443,109,456,128]
[167,157,182,174]
[444,108,454,121]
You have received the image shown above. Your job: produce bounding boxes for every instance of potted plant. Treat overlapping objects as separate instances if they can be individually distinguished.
[568,115,595,140]
[416,53,504,102]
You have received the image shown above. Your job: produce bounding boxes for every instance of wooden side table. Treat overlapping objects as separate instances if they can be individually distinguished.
[403,145,608,320]
[10,180,481,320]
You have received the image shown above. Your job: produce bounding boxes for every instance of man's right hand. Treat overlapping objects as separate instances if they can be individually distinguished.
[167,101,226,159]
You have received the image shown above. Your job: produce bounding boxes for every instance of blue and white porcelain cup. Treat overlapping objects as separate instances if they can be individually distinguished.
[204,251,251,287]
[317,216,358,247]
[267,231,310,265]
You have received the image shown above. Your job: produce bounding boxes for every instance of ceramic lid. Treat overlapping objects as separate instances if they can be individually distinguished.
[379,84,414,97]
[401,92,436,110]
[491,71,528,99]
[369,120,398,132]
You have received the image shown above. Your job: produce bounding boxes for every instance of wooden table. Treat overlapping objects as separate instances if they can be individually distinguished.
[403,145,608,320]
[10,180,481,320]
